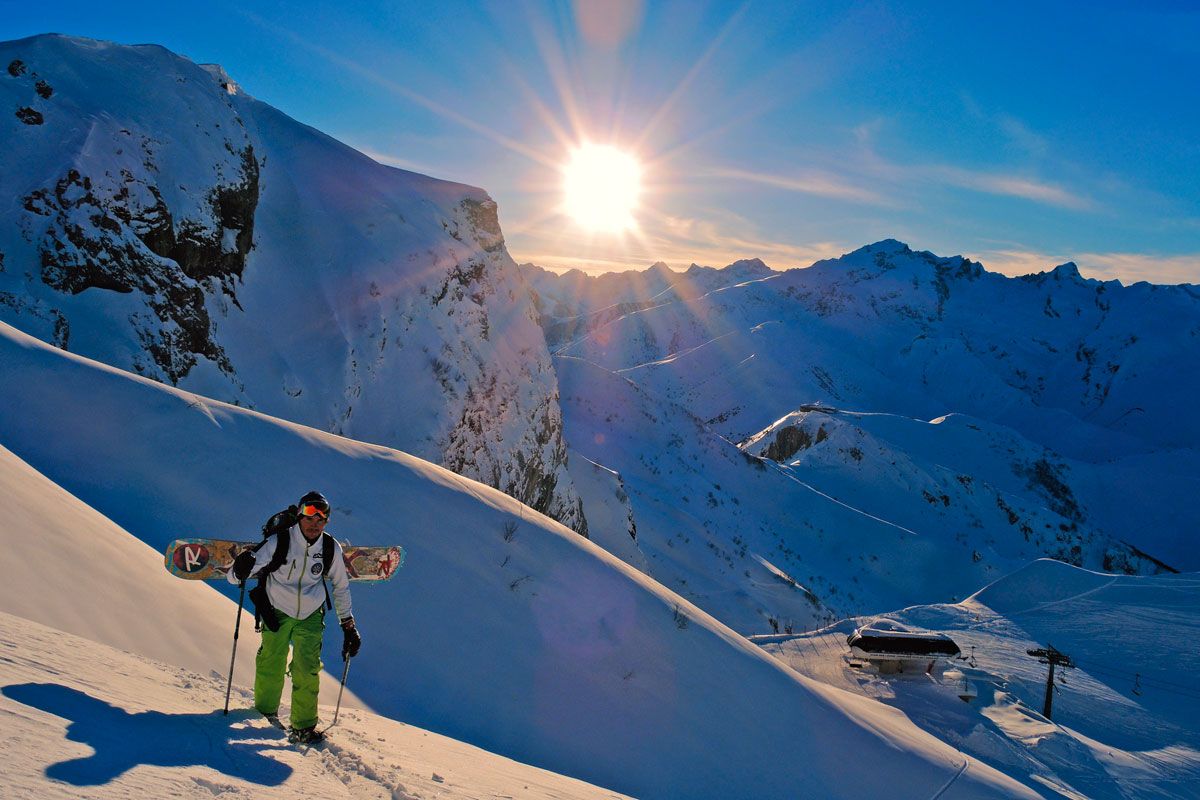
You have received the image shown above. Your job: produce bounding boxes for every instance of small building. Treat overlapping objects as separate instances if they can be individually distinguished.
[846,622,961,675]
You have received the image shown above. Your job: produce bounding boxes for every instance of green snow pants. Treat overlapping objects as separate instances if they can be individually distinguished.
[254,608,325,729]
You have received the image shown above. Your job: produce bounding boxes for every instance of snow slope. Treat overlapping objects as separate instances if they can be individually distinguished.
[0,441,353,709]
[758,560,1200,799]
[0,612,632,800]
[0,319,1040,798]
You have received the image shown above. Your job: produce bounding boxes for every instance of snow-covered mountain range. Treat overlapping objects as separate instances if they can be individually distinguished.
[526,240,1198,632]
[0,34,584,532]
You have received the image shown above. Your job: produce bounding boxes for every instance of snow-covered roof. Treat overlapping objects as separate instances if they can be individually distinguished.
[847,625,961,658]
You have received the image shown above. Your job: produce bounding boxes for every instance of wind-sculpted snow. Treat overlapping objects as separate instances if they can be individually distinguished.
[0,320,1038,798]
[0,34,584,532]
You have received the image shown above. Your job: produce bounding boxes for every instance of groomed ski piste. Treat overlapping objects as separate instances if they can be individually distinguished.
[0,318,1195,797]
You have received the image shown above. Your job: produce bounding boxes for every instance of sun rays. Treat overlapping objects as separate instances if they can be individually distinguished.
[239,2,787,273]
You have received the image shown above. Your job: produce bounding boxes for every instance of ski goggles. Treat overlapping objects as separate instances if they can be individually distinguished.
[298,502,330,520]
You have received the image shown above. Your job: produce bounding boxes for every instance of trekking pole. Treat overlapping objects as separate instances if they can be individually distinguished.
[324,655,352,733]
[223,580,248,716]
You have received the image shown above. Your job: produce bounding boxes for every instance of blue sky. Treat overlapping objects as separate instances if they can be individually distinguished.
[6,1,1199,282]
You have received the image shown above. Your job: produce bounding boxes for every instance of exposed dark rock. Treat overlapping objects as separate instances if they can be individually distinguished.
[1017,457,1082,522]
[432,257,490,308]
[0,290,69,349]
[52,313,69,349]
[460,198,505,253]
[149,145,259,291]
[35,79,53,99]
[16,107,43,125]
[7,59,26,77]
[1113,541,1178,574]
[762,425,814,462]
[28,145,259,383]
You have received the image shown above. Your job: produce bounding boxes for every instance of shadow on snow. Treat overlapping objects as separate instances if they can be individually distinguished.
[2,682,293,787]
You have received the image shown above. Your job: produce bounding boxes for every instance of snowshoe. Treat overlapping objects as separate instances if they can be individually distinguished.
[263,712,284,730]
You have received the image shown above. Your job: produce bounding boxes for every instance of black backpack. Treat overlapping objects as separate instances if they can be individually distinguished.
[249,505,336,630]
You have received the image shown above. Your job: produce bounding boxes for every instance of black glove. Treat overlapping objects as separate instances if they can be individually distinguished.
[232,550,256,582]
[341,618,361,659]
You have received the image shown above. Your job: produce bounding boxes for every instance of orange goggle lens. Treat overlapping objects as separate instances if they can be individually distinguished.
[298,503,329,520]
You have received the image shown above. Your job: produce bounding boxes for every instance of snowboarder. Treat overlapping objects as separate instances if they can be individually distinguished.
[230,490,362,743]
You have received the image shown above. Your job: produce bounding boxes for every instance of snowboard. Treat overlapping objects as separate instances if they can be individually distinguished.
[164,538,405,582]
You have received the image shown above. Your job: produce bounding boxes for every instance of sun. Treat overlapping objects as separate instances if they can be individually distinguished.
[562,143,642,233]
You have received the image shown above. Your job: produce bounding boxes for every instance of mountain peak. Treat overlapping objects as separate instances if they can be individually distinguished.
[1051,262,1083,281]
[724,257,772,274]
[684,258,772,276]
[819,239,914,267]
[863,238,913,256]
[1018,261,1089,286]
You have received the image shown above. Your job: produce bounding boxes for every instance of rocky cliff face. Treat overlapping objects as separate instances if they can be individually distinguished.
[2,41,259,384]
[0,35,584,532]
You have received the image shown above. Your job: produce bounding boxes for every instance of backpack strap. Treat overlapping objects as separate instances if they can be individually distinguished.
[260,529,290,576]
[251,531,290,631]
[320,532,335,611]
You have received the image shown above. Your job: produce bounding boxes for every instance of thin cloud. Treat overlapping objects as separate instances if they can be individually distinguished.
[846,122,1096,212]
[977,248,1200,285]
[996,114,1049,158]
[705,166,887,205]
[509,208,843,273]
[612,208,843,270]
[1076,252,1200,285]
[931,167,1096,211]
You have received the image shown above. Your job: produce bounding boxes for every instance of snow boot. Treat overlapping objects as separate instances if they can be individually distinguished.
[288,725,325,745]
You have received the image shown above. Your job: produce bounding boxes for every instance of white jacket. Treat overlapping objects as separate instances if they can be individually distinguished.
[228,525,353,622]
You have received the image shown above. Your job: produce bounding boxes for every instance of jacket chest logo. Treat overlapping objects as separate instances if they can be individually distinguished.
[310,563,323,576]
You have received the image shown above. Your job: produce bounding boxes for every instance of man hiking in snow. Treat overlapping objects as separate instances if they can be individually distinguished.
[229,490,362,744]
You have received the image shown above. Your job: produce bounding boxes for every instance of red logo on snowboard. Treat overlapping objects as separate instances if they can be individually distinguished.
[173,543,210,573]
[378,547,402,578]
